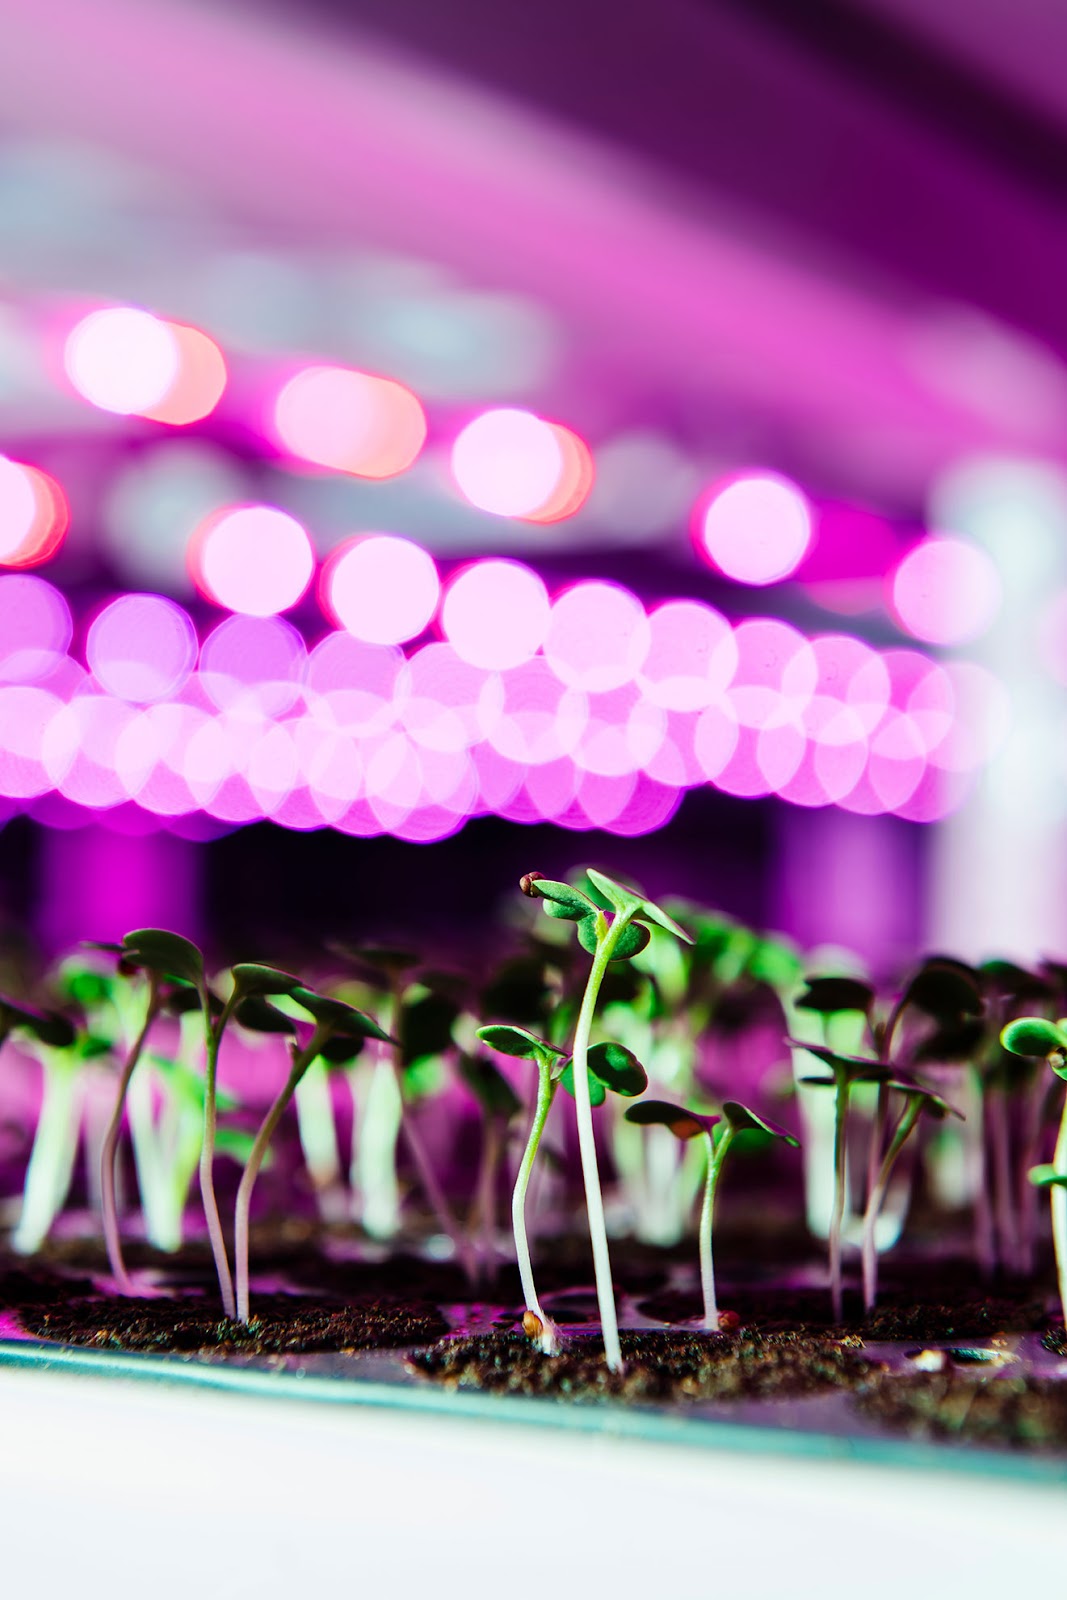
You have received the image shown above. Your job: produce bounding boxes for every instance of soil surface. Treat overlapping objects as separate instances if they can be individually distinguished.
[408,1327,877,1402]
[636,1284,1050,1340]
[854,1368,1067,1450]
[15,1292,449,1355]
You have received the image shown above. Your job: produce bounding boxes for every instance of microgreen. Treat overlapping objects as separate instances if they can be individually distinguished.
[1002,1016,1067,1326]
[520,868,690,1370]
[626,1097,798,1330]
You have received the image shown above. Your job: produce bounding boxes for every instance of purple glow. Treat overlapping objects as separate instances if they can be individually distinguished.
[64,307,180,415]
[199,615,307,717]
[323,535,439,645]
[193,505,315,617]
[638,600,737,710]
[574,684,666,777]
[487,658,587,765]
[698,474,812,586]
[274,365,426,479]
[0,686,64,797]
[890,536,1001,646]
[451,409,565,518]
[402,643,488,753]
[543,582,650,692]
[86,594,197,704]
[46,694,136,809]
[0,576,72,683]
[441,560,550,670]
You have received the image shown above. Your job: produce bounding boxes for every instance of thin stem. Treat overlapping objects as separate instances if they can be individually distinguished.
[1051,1088,1067,1328]
[293,1057,345,1223]
[971,1074,996,1279]
[990,1086,1020,1273]
[100,975,160,1294]
[12,1051,84,1255]
[470,1115,503,1281]
[865,1082,889,1209]
[861,1098,922,1314]
[571,913,626,1372]
[511,1056,560,1353]
[199,989,236,1320]
[699,1128,731,1330]
[828,1074,849,1323]
[350,1053,402,1239]
[234,1025,328,1324]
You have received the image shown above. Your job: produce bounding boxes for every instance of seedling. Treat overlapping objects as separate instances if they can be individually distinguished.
[1001,1016,1067,1326]
[6,1000,81,1256]
[859,1074,962,1312]
[117,933,305,1317]
[518,868,690,1371]
[625,1098,798,1330]
[234,987,395,1323]
[477,1021,647,1353]
[457,1050,523,1280]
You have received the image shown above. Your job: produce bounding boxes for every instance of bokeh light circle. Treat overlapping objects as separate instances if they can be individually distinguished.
[890,536,1001,645]
[322,535,439,645]
[191,504,315,616]
[698,473,812,585]
[87,593,197,704]
[451,409,565,518]
[274,365,426,479]
[199,614,307,716]
[543,582,650,692]
[143,324,227,426]
[64,307,180,415]
[0,575,72,683]
[441,560,550,669]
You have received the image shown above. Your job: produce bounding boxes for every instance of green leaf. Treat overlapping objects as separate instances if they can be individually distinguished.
[0,1000,77,1050]
[458,1053,523,1119]
[584,866,644,918]
[744,937,803,992]
[795,976,875,1016]
[215,1126,262,1166]
[558,1059,607,1107]
[480,957,555,1026]
[577,917,650,961]
[317,1033,366,1066]
[291,988,395,1043]
[912,1018,986,1066]
[1029,1164,1067,1189]
[624,1098,717,1140]
[476,1023,564,1062]
[400,991,459,1066]
[231,963,304,998]
[122,929,204,988]
[1001,1018,1067,1059]
[788,1040,890,1084]
[721,1100,800,1146]
[586,1040,648,1097]
[980,960,1054,1002]
[521,874,599,922]
[234,995,297,1035]
[637,897,693,945]
[883,1074,963,1119]
[903,961,983,1022]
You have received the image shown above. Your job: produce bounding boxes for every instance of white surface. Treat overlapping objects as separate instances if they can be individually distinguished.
[0,1364,1063,1597]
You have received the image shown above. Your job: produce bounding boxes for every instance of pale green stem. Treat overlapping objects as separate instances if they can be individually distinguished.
[234,1026,329,1324]
[571,913,627,1372]
[865,1083,888,1210]
[200,989,236,1319]
[293,1057,345,1222]
[127,1066,172,1249]
[829,1074,849,1323]
[511,1056,560,1353]
[699,1128,732,1330]
[100,977,160,1293]
[351,1054,402,1239]
[861,1097,922,1314]
[12,1050,84,1255]
[395,1061,477,1283]
[1051,1089,1067,1328]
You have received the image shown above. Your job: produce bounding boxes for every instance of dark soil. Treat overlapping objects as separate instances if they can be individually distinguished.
[636,1284,1050,1339]
[854,1369,1067,1450]
[16,1292,449,1355]
[408,1327,878,1402]
[1041,1324,1067,1355]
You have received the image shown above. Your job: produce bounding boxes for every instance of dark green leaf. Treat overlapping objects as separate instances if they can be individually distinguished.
[235,995,297,1035]
[291,988,395,1043]
[400,992,459,1066]
[912,1018,986,1065]
[586,1040,648,1097]
[1001,1018,1067,1059]
[623,1098,717,1140]
[122,929,204,988]
[558,1059,607,1107]
[480,957,554,1026]
[458,1053,522,1119]
[584,867,643,919]
[980,960,1054,1002]
[883,1074,963,1119]
[903,961,983,1022]
[0,998,76,1050]
[231,963,304,998]
[788,1040,890,1084]
[795,976,875,1016]
[476,1023,563,1062]
[523,875,599,922]
[721,1100,800,1146]
[317,1033,366,1066]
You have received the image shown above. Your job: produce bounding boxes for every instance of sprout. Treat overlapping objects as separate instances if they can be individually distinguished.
[519,868,690,1371]
[1002,1016,1067,1327]
[625,1098,798,1330]
[6,1000,82,1257]
[477,1021,647,1354]
[234,987,394,1323]
[859,1074,962,1312]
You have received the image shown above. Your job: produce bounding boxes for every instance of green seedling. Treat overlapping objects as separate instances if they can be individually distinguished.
[7,1001,83,1256]
[234,987,394,1323]
[625,1098,798,1330]
[118,932,304,1317]
[477,1021,647,1353]
[458,1051,523,1281]
[519,868,690,1371]
[1002,1016,1067,1326]
[859,1075,962,1312]
[789,1041,890,1321]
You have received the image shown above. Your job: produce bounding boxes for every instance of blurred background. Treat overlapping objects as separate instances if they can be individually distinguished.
[0,0,1064,970]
